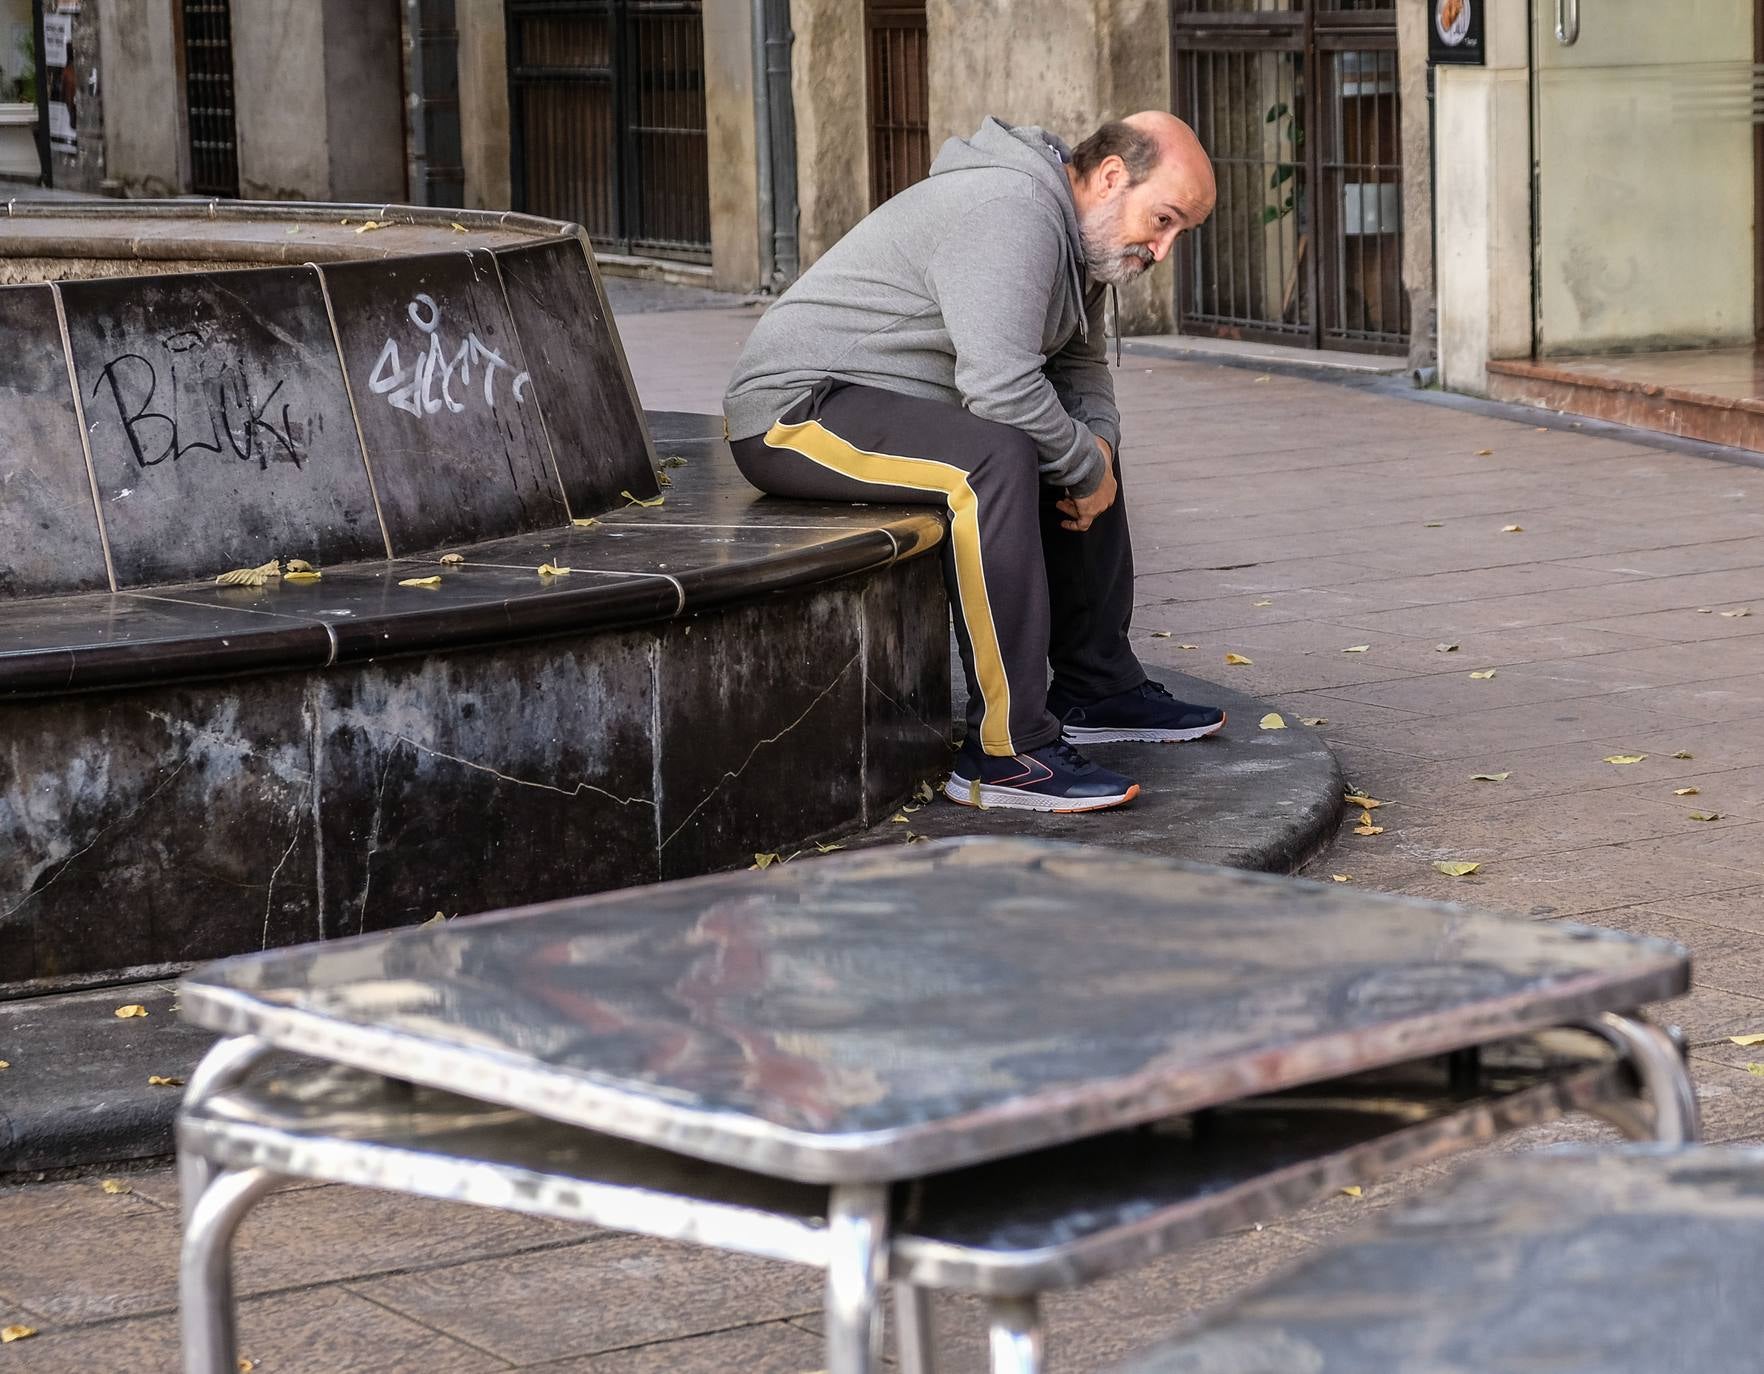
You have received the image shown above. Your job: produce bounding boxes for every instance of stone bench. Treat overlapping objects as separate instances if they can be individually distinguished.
[1111,1146,1749,1373]
[0,203,949,1000]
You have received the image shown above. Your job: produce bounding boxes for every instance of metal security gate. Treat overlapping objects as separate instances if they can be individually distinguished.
[180,0,239,198]
[865,0,929,206]
[406,0,466,206]
[507,0,711,260]
[1171,0,1407,353]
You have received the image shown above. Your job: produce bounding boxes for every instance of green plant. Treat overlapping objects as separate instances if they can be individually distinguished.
[1261,97,1304,225]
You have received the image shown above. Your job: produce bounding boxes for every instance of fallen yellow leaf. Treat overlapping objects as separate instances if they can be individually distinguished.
[114,1004,148,1019]
[1179,643,1200,650]
[1697,608,1715,614]
[1344,795,1385,810]
[240,1359,258,1372]
[571,517,600,528]
[657,471,673,487]
[1253,374,1271,383]
[660,455,689,469]
[1435,643,1460,653]
[148,1075,185,1088]
[283,570,322,584]
[398,576,443,588]
[813,841,844,853]
[537,563,573,577]
[1469,669,1497,680]
[969,777,985,809]
[0,1060,8,1070]
[1474,449,1494,456]
[1689,811,1722,822]
[1732,1034,1764,1046]
[1674,787,1700,797]
[1331,874,1352,883]
[440,553,466,565]
[284,559,316,573]
[621,490,665,508]
[1501,524,1523,533]
[1604,754,1648,765]
[100,1179,131,1195]
[1,1325,36,1343]
[1720,608,1752,618]
[1470,772,1510,782]
[1433,861,1481,877]
[1342,644,1371,654]
[353,219,385,233]
[1149,630,1172,638]
[915,780,935,804]
[890,811,910,823]
[1300,717,1328,727]
[1224,653,1253,665]
[1748,1063,1764,1078]
[1423,521,1444,528]
[751,852,780,870]
[215,559,281,588]
[1253,599,1272,607]
[1340,1185,1363,1197]
[421,911,447,926]
[1259,713,1287,730]
[1353,821,1384,837]
[1673,751,1694,760]
[451,222,468,233]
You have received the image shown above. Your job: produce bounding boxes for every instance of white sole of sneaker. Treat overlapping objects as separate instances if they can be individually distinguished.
[942,774,1141,813]
[1062,714,1226,745]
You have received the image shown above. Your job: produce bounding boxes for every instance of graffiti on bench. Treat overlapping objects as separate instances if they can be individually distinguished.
[367,293,532,420]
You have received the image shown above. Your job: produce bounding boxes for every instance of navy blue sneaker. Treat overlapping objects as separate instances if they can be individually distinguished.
[943,738,1140,813]
[1049,679,1226,745]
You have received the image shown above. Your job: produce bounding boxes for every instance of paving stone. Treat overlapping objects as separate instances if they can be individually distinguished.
[524,1320,824,1372]
[0,1286,509,1374]
[350,1232,825,1366]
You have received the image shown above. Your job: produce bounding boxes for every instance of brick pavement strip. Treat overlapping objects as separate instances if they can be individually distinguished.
[6,299,1764,1371]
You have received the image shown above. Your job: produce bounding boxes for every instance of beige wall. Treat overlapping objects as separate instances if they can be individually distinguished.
[98,0,184,197]
[322,0,407,202]
[704,0,763,292]
[458,0,512,210]
[1396,0,1435,373]
[789,0,868,266]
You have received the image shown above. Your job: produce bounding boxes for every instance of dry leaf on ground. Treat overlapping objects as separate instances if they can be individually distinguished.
[1149,631,1172,638]
[215,559,281,588]
[440,553,466,565]
[537,563,573,577]
[1353,819,1384,836]
[0,1060,9,1070]
[353,219,385,233]
[1470,772,1509,782]
[1331,874,1352,883]
[1423,521,1444,528]
[1,1326,36,1343]
[1341,1186,1363,1197]
[1675,787,1700,797]
[1344,795,1386,809]
[1673,751,1694,759]
[1747,1063,1764,1078]
[1179,643,1200,650]
[1730,1033,1764,1046]
[1434,861,1481,877]
[1501,524,1523,533]
[1469,669,1497,680]
[1342,644,1371,654]
[571,517,600,528]
[1259,713,1287,730]
[1604,754,1647,765]
[915,780,935,803]
[282,570,321,584]
[621,490,665,508]
[890,811,910,823]
[1225,653,1253,665]
[1436,643,1460,653]
[398,576,443,588]
[100,1179,131,1195]
[1689,811,1722,822]
[813,841,844,854]
[147,1075,185,1088]
[751,853,780,870]
[1474,449,1494,456]
[1253,599,1272,607]
[1300,716,1328,726]
[114,1004,148,1019]
[1720,608,1752,618]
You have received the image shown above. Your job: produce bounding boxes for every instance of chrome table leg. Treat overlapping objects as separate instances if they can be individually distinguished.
[987,1295,1044,1374]
[179,1166,281,1374]
[825,1184,890,1374]
[895,1280,937,1374]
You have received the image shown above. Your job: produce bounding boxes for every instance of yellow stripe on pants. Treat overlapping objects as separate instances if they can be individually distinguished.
[765,416,1016,755]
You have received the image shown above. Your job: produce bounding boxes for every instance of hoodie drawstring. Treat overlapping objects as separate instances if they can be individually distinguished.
[1110,285,1121,368]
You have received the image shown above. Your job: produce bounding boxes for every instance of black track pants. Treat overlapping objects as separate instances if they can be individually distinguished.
[730,381,1144,757]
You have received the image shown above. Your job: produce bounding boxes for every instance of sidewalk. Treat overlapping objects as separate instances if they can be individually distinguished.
[4,298,1763,1371]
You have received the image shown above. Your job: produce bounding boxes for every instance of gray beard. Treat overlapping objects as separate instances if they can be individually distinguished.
[1079,202,1155,286]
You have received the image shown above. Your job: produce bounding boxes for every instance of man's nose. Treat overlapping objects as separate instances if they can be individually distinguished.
[1149,229,1179,263]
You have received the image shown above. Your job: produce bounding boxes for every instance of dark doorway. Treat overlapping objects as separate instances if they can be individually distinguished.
[507,0,711,261]
[1171,0,1408,354]
[179,0,240,198]
[408,0,466,207]
[865,0,929,207]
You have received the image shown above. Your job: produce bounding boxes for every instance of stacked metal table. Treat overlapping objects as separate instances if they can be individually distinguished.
[174,837,1698,1373]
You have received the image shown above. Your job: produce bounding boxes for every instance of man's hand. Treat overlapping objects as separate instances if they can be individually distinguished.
[1056,439,1117,532]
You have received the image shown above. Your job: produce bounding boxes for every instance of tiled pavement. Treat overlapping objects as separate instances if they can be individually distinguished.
[5,293,1764,1371]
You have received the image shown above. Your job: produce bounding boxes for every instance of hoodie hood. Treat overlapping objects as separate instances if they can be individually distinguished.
[930,117,1087,330]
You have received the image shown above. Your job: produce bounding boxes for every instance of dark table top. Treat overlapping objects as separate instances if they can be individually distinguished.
[179,838,1687,1182]
[1112,1146,1764,1373]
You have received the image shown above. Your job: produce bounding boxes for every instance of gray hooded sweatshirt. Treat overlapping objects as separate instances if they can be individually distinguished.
[722,118,1119,498]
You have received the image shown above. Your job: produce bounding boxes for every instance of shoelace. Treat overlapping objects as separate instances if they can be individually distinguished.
[1139,679,1175,701]
[1049,739,1095,772]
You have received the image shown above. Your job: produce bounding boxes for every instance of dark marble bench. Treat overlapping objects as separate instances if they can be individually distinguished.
[0,210,950,999]
[1113,1147,1749,1374]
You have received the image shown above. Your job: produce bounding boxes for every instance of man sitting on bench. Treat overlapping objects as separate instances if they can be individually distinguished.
[724,111,1221,814]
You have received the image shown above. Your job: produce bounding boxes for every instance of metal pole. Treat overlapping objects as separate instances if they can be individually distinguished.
[750,0,776,287]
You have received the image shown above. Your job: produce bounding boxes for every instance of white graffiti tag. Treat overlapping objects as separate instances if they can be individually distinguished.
[367,294,532,419]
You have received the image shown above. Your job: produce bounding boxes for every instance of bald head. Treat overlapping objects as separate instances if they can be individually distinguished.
[1066,112,1215,285]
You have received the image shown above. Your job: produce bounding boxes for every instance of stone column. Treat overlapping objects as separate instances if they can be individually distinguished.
[97,0,184,197]
[703,0,763,292]
[456,0,511,210]
[1396,0,1436,375]
[1433,0,1532,394]
[788,0,868,266]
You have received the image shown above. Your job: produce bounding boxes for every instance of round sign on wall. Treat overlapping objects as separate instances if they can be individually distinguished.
[1436,0,1473,44]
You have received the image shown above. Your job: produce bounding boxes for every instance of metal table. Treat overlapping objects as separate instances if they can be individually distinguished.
[1110,1145,1764,1373]
[175,837,1698,1373]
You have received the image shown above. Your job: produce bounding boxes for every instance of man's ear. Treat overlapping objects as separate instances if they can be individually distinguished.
[1100,154,1129,196]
